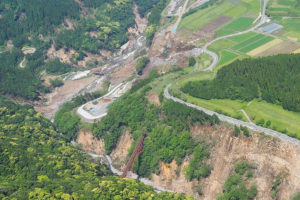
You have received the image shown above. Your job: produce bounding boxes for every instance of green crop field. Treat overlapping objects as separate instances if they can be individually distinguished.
[231,34,265,50]
[179,0,260,31]
[239,36,274,53]
[267,0,300,17]
[209,39,236,52]
[218,50,239,66]
[281,19,300,41]
[179,1,235,30]
[217,17,255,37]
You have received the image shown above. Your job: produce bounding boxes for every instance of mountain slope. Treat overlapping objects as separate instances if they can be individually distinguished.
[0,96,191,199]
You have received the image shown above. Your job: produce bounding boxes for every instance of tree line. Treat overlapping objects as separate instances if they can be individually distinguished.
[182,54,300,112]
[0,96,191,199]
[91,71,220,179]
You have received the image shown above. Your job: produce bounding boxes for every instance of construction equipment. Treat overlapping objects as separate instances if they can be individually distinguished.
[121,134,145,178]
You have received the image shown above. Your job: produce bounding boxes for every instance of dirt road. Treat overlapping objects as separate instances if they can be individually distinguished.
[170,0,190,34]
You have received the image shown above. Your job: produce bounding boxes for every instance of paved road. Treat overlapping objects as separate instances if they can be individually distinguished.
[164,85,300,147]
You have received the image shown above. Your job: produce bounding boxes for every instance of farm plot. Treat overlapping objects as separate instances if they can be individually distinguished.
[218,50,239,66]
[179,0,235,30]
[231,34,265,50]
[267,0,300,17]
[281,19,300,42]
[239,36,274,53]
[217,17,255,37]
[246,39,282,56]
[256,40,300,57]
[179,0,260,32]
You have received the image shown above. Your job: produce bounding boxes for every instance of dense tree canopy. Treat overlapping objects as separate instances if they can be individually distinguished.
[0,0,80,47]
[0,96,192,199]
[0,49,46,99]
[92,72,219,177]
[182,54,300,112]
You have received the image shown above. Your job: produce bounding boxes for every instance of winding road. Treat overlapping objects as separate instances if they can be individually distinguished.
[164,0,300,147]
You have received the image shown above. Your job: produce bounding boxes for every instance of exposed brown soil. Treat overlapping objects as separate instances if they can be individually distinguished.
[134,4,147,33]
[23,48,36,55]
[151,160,197,196]
[180,16,231,43]
[256,40,300,57]
[109,61,136,85]
[77,130,106,155]
[190,124,300,200]
[110,131,133,170]
[201,16,231,33]
[63,18,76,30]
[42,74,61,86]
[147,92,161,106]
[77,52,103,68]
[35,76,97,119]
[47,44,76,64]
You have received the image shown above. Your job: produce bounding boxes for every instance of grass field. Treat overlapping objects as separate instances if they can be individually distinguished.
[217,17,255,37]
[239,36,274,53]
[195,53,214,70]
[209,39,236,52]
[267,0,300,17]
[175,85,300,137]
[206,32,277,69]
[228,31,257,43]
[281,19,300,42]
[218,50,239,66]
[247,39,282,56]
[231,34,265,50]
[179,0,260,31]
[179,1,235,30]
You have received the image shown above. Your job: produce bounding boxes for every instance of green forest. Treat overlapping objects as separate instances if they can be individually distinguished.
[0,49,46,100]
[217,162,257,199]
[0,0,169,101]
[182,54,300,112]
[92,71,220,178]
[0,0,80,47]
[0,96,191,199]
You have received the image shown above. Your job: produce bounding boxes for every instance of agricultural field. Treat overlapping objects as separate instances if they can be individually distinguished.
[207,32,279,68]
[216,17,255,37]
[280,19,300,42]
[217,50,239,66]
[265,0,300,42]
[247,39,282,56]
[267,0,300,17]
[179,0,260,32]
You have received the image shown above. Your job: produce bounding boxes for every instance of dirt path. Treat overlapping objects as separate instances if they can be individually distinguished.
[19,57,26,68]
[240,109,253,124]
[170,0,190,34]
